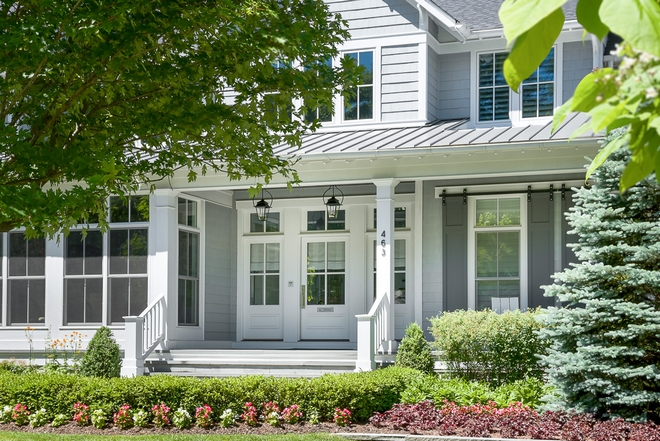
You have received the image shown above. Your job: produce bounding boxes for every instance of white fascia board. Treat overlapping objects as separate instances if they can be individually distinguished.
[414,0,471,42]
[338,32,427,51]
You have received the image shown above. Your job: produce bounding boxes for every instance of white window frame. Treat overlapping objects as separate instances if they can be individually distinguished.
[303,207,348,233]
[4,231,46,326]
[471,45,563,127]
[467,194,528,311]
[63,229,104,325]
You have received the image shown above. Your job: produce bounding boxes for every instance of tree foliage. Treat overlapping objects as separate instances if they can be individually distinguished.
[395,322,435,375]
[540,132,660,420]
[80,326,121,378]
[0,0,351,236]
[499,0,660,193]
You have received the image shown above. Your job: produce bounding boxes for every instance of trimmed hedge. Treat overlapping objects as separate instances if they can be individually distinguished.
[429,309,549,385]
[0,367,421,423]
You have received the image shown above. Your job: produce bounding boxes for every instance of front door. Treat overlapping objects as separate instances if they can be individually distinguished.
[300,238,349,340]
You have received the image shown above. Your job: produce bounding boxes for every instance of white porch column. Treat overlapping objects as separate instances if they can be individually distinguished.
[374,178,399,353]
[149,190,179,345]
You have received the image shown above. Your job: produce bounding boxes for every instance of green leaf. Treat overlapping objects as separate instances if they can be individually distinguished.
[600,0,660,58]
[552,98,573,132]
[586,133,626,180]
[570,68,617,112]
[576,0,609,40]
[588,101,627,132]
[499,0,567,44]
[503,8,565,90]
[620,127,660,191]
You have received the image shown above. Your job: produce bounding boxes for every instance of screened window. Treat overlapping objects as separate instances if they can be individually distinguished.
[373,239,406,304]
[7,233,45,325]
[478,50,555,122]
[373,207,406,229]
[64,231,103,324]
[344,51,373,120]
[250,213,280,233]
[307,210,345,231]
[306,242,345,305]
[250,243,280,305]
[474,198,521,311]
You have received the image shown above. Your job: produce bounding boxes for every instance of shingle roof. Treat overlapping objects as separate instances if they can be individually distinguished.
[426,0,578,32]
[274,113,598,158]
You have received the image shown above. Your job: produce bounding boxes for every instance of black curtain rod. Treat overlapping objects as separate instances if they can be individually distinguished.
[441,184,580,206]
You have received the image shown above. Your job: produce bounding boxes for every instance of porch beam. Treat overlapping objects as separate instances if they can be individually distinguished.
[374,178,399,353]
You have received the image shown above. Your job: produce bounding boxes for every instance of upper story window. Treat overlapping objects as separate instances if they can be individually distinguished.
[477,48,555,123]
[265,60,293,122]
[344,51,373,121]
[305,58,333,124]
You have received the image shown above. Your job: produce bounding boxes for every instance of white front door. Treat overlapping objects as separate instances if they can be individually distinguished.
[242,241,283,340]
[300,238,349,340]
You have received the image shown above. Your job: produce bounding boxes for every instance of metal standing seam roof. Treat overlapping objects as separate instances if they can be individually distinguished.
[274,113,598,158]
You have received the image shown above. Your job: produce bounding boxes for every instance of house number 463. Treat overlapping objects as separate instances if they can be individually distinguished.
[381,231,386,256]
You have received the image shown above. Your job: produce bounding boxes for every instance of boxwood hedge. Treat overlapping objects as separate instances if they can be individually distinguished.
[0,367,422,422]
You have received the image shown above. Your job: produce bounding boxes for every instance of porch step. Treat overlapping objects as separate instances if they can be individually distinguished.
[145,349,358,378]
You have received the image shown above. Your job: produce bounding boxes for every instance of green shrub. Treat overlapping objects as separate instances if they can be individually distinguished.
[400,375,550,409]
[429,309,548,385]
[0,366,422,423]
[395,322,435,374]
[79,327,121,378]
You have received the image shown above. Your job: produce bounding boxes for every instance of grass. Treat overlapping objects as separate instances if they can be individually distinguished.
[0,434,342,441]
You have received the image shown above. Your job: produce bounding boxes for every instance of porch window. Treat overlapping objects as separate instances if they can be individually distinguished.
[307,210,345,231]
[7,233,45,325]
[344,51,373,120]
[64,231,103,324]
[307,241,345,305]
[250,213,280,233]
[249,243,280,305]
[108,195,149,323]
[178,230,199,325]
[372,207,406,229]
[472,197,522,311]
[373,239,406,303]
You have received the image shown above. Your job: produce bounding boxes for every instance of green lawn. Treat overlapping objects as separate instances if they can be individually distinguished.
[0,434,343,441]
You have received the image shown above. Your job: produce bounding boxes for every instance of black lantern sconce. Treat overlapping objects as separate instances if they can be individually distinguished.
[323,185,344,219]
[253,188,273,221]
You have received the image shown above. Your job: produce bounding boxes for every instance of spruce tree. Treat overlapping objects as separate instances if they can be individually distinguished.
[540,132,660,420]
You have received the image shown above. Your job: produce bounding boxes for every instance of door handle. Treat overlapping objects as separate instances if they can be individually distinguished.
[301,285,306,309]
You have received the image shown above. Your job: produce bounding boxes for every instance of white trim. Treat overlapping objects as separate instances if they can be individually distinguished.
[414,180,423,325]
[435,180,586,197]
[418,42,429,121]
[1,234,6,326]
[467,194,528,311]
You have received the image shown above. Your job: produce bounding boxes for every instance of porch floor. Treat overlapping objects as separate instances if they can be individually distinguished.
[145,349,365,378]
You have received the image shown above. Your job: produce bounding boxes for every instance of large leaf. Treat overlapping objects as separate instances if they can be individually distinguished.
[620,127,660,192]
[499,0,567,44]
[588,101,627,132]
[570,68,617,112]
[585,133,626,180]
[577,0,609,40]
[503,8,565,90]
[600,0,660,58]
[552,98,573,132]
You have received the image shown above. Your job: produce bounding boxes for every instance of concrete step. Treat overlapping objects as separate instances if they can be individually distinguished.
[145,349,358,378]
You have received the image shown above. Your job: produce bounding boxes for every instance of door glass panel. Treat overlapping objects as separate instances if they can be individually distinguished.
[394,240,405,271]
[327,242,345,272]
[498,232,520,277]
[250,244,264,273]
[327,274,345,304]
[307,242,325,272]
[265,275,279,305]
[250,275,264,305]
[476,232,498,277]
[307,274,325,305]
[265,243,279,273]
[394,273,406,304]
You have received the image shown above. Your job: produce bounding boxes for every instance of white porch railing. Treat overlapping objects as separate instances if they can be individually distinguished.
[355,293,390,371]
[121,295,166,377]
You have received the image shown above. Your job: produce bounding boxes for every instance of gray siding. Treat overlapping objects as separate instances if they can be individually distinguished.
[204,202,237,341]
[422,181,443,338]
[326,0,418,39]
[435,52,470,120]
[563,41,592,103]
[381,45,418,122]
[427,48,440,120]
[528,193,555,308]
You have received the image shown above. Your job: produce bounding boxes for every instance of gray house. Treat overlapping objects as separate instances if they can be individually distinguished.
[0,0,604,375]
